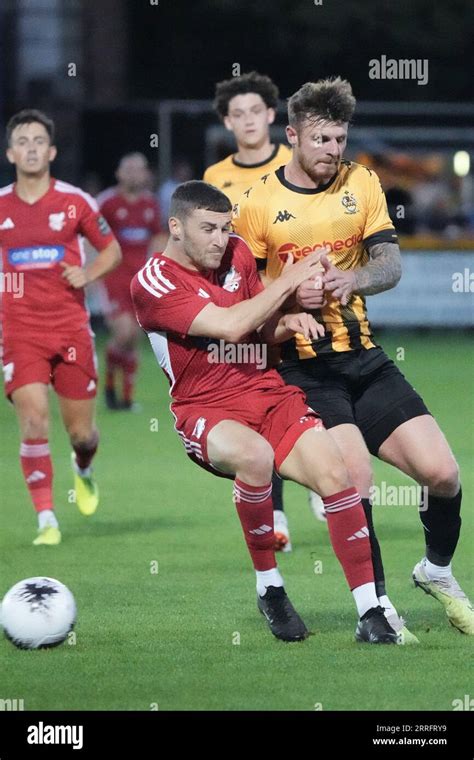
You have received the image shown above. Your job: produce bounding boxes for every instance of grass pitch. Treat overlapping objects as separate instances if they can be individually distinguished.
[0,330,472,711]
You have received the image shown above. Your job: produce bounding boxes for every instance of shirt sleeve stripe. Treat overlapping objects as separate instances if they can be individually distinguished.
[363,228,398,248]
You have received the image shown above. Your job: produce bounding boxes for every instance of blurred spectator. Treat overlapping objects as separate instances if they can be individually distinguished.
[157,159,193,226]
[368,154,416,235]
[412,174,450,234]
[357,151,474,243]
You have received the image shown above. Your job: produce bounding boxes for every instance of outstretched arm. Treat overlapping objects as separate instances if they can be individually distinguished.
[321,243,402,306]
[189,251,322,343]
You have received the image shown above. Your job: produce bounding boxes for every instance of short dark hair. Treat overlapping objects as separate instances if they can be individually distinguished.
[6,109,55,145]
[170,181,232,220]
[288,77,356,129]
[214,71,279,120]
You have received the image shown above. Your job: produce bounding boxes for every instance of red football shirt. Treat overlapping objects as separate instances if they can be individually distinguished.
[0,178,116,338]
[97,188,161,280]
[131,233,284,409]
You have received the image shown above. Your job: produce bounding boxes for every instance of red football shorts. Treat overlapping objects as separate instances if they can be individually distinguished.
[3,328,98,400]
[172,382,324,479]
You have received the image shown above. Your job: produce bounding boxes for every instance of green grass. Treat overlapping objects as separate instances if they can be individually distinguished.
[0,330,472,711]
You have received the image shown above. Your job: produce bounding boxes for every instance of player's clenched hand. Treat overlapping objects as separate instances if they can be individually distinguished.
[296,275,327,310]
[60,262,89,289]
[281,247,329,292]
[320,253,356,306]
[282,313,325,340]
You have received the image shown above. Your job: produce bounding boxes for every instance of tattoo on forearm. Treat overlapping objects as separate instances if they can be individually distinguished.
[354,242,402,296]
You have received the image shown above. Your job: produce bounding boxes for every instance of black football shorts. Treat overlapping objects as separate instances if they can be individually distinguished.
[277,347,430,455]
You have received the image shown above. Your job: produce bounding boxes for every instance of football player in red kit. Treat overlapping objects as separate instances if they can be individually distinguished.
[97,153,163,410]
[131,180,410,645]
[0,109,121,545]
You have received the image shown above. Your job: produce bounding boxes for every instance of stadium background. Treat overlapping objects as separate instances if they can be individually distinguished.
[0,0,472,713]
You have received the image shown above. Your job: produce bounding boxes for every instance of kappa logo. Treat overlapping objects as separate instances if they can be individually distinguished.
[0,217,15,229]
[232,203,240,219]
[191,417,206,439]
[341,190,358,214]
[48,212,66,231]
[220,265,242,292]
[222,181,233,188]
[273,209,296,224]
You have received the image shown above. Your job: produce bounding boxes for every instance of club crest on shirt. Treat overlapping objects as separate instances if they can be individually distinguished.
[220,265,242,292]
[341,191,358,214]
[48,212,66,231]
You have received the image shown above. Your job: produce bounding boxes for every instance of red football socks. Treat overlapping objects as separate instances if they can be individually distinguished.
[20,438,53,512]
[323,487,375,590]
[233,479,276,571]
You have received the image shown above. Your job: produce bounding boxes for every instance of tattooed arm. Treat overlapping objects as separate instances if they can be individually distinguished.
[353,242,402,296]
[321,243,402,306]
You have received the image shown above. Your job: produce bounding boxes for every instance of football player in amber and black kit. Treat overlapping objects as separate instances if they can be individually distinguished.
[234,77,473,637]
[203,71,292,208]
